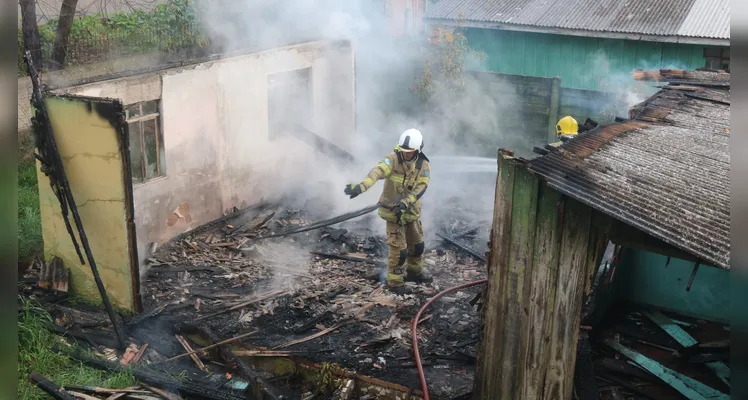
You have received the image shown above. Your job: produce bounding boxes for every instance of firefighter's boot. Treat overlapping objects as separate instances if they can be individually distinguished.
[403,221,432,283]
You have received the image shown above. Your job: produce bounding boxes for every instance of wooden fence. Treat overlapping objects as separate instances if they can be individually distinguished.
[463,70,628,155]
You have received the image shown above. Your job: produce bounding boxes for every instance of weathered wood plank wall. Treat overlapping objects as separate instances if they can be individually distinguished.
[473,150,609,400]
[461,71,625,157]
[466,71,555,156]
[559,87,627,126]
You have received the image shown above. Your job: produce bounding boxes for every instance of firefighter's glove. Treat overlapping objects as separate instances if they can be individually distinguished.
[344,184,363,199]
[394,200,409,222]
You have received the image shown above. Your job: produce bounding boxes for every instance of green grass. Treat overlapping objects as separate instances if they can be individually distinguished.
[17,298,136,399]
[18,160,42,262]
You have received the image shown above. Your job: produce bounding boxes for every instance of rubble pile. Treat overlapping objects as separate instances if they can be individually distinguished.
[20,202,492,399]
[586,306,730,400]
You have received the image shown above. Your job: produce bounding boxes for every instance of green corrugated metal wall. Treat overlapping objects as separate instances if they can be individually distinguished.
[464,28,708,91]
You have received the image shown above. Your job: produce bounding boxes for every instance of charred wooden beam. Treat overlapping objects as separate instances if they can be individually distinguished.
[61,350,247,400]
[596,372,658,400]
[595,358,653,381]
[573,333,598,400]
[309,252,369,263]
[436,233,486,263]
[196,325,286,400]
[293,310,333,334]
[29,372,78,400]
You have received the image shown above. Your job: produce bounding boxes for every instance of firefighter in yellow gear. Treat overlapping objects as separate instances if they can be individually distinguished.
[344,129,432,293]
[556,115,579,138]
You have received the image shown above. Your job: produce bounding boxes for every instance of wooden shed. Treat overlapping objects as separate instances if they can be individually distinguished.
[474,69,730,400]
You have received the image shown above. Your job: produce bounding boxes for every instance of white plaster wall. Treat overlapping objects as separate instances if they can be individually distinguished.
[214,43,333,210]
[134,65,222,264]
[52,40,355,274]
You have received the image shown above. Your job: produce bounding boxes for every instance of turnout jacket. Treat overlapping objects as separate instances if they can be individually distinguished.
[359,150,431,223]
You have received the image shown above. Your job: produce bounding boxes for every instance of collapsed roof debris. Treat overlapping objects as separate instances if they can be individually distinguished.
[576,247,730,400]
[522,68,730,270]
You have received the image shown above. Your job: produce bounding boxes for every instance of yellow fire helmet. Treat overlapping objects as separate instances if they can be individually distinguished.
[556,116,578,136]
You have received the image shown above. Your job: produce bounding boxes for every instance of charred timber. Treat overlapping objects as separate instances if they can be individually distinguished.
[572,332,598,400]
[61,350,246,400]
[193,325,286,400]
[436,233,487,264]
[28,372,78,400]
[309,252,369,263]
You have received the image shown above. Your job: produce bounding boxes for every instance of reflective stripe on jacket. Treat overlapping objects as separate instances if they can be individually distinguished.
[359,151,431,222]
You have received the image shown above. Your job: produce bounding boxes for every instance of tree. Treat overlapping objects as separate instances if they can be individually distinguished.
[410,22,485,103]
[49,0,79,71]
[19,0,42,69]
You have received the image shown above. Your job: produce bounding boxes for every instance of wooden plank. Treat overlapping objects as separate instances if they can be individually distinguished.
[513,94,554,107]
[560,87,621,100]
[484,83,552,99]
[604,339,727,400]
[521,182,563,399]
[542,198,591,400]
[474,151,516,400]
[547,76,561,143]
[642,310,731,387]
[557,107,608,119]
[584,212,609,297]
[469,70,553,86]
[496,164,539,399]
[501,108,550,119]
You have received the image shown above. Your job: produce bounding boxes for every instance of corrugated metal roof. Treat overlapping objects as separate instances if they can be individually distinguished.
[425,0,730,41]
[678,0,731,39]
[521,69,730,269]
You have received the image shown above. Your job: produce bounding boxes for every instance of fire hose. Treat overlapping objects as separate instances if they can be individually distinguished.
[248,200,489,399]
[248,203,382,241]
[412,279,488,400]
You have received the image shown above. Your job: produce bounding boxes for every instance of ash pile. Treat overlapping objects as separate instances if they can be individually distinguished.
[18,189,493,399]
[131,196,491,398]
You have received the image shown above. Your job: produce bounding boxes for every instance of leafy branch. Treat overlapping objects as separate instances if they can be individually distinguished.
[410,14,486,103]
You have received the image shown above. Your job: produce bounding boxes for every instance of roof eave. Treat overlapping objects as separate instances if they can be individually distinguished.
[423,18,730,46]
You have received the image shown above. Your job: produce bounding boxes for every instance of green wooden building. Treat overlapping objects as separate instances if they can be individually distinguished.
[424,0,730,93]
[473,69,730,399]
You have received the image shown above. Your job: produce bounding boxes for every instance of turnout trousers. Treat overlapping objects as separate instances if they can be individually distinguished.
[385,219,425,286]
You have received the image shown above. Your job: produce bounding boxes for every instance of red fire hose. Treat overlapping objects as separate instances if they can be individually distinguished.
[411,279,488,400]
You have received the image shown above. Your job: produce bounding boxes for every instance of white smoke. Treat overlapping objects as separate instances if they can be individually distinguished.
[191,0,518,244]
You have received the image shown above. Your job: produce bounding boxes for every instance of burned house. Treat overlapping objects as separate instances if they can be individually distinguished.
[36,40,356,312]
[24,20,730,395]
[474,68,730,399]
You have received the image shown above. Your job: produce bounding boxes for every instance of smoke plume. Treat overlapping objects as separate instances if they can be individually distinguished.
[192,0,513,248]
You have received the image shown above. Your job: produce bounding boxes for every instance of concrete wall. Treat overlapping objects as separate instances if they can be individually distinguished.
[54,40,355,273]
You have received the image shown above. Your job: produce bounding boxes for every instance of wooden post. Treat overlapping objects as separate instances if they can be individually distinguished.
[547,77,561,144]
[473,150,603,400]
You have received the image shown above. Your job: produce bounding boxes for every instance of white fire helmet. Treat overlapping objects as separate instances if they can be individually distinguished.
[398,129,424,153]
